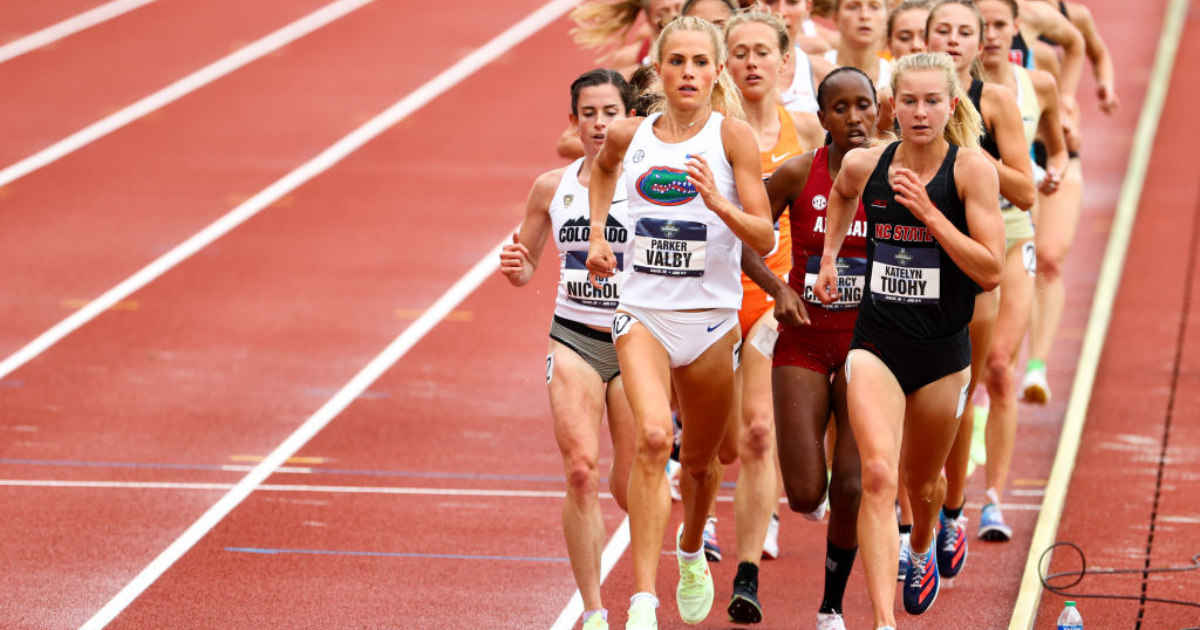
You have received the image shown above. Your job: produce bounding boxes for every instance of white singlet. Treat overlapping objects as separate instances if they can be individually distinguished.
[823,50,893,89]
[620,112,743,310]
[801,18,819,37]
[780,45,819,114]
[550,158,631,328]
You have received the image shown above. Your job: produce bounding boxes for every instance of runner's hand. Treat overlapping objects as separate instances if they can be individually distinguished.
[1039,166,1062,195]
[1097,83,1120,114]
[499,230,532,284]
[814,260,840,305]
[773,284,811,327]
[585,234,617,290]
[891,169,937,225]
[684,153,730,215]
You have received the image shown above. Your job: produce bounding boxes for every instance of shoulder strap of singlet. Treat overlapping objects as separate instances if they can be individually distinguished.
[868,141,901,185]
[967,78,984,111]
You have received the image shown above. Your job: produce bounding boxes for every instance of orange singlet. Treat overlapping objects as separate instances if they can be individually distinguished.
[738,105,809,338]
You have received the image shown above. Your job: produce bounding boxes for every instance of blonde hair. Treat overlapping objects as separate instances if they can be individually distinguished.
[651,16,746,119]
[724,11,792,55]
[570,0,648,51]
[890,52,982,150]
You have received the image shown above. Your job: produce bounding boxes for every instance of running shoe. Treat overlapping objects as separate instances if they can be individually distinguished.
[626,599,657,630]
[902,543,940,615]
[979,503,1013,542]
[761,513,780,560]
[935,510,968,579]
[1022,363,1051,404]
[802,495,828,522]
[703,517,722,562]
[676,526,715,624]
[666,458,682,502]
[583,613,609,630]
[897,532,911,582]
[726,571,762,624]
[816,611,846,630]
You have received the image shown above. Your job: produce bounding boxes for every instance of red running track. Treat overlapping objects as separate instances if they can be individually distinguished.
[0,0,1187,628]
[1035,8,1200,629]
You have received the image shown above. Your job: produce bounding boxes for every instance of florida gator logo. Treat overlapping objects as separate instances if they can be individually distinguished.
[636,167,697,206]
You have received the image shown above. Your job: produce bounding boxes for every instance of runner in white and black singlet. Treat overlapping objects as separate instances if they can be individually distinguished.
[814,52,1005,629]
[499,69,637,630]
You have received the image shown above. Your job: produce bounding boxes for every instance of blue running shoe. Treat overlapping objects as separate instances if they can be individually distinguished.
[978,503,1013,542]
[897,532,911,582]
[703,517,722,562]
[936,510,968,579]
[903,544,939,615]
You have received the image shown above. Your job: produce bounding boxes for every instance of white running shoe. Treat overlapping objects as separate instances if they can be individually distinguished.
[1021,364,1051,404]
[626,599,657,630]
[762,513,780,560]
[803,495,828,522]
[666,459,682,502]
[816,611,846,630]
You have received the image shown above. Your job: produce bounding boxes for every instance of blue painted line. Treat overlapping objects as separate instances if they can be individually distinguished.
[0,458,229,472]
[224,547,569,562]
[0,380,23,388]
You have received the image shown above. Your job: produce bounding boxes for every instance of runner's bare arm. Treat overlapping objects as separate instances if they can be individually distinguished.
[585,117,637,281]
[697,117,774,255]
[815,146,875,304]
[501,168,563,287]
[982,85,1037,211]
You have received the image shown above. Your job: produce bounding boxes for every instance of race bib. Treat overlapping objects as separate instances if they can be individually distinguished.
[804,256,866,310]
[870,243,940,304]
[563,251,622,308]
[632,218,707,277]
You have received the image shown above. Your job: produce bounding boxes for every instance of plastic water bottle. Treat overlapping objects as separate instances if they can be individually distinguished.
[1057,601,1083,630]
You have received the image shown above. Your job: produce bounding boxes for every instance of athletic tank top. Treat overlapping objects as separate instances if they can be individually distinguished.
[780,46,819,113]
[621,112,743,310]
[550,159,631,327]
[968,78,1001,160]
[744,105,805,288]
[1009,32,1036,69]
[1011,65,1040,146]
[858,142,977,339]
[823,50,893,89]
[787,146,869,330]
[801,19,819,37]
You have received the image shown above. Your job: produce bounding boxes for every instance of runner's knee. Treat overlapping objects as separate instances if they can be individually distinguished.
[565,454,600,497]
[1037,246,1066,280]
[860,457,896,497]
[738,414,774,462]
[636,425,672,468]
[986,353,1016,396]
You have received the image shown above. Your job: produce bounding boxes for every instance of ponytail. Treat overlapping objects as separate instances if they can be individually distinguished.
[570,0,646,51]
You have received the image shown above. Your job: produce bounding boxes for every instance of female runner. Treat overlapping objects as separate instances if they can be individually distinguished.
[585,16,775,630]
[764,0,836,55]
[903,0,1037,582]
[886,0,930,60]
[762,0,832,113]
[968,0,1068,542]
[559,0,685,159]
[749,66,878,630]
[714,11,823,624]
[815,51,1004,625]
[813,0,893,93]
[683,0,737,28]
[499,69,638,630]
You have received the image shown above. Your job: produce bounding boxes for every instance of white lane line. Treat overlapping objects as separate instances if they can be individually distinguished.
[550,518,631,630]
[0,0,158,65]
[69,5,580,627]
[0,0,376,191]
[0,0,577,384]
[0,480,568,498]
[1006,0,1190,627]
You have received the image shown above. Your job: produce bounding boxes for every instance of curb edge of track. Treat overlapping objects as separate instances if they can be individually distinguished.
[1006,0,1192,628]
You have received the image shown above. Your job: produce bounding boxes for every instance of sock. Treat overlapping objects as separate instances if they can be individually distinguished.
[1028,358,1046,372]
[734,561,758,586]
[582,609,608,623]
[818,540,857,614]
[943,502,964,521]
[630,592,659,608]
[986,487,1001,506]
[899,524,913,536]
[679,546,704,562]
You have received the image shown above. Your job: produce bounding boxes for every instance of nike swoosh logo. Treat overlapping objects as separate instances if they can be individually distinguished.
[612,199,628,204]
[706,319,728,333]
[771,152,789,163]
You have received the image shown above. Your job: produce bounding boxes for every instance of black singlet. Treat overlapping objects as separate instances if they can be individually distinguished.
[856,141,978,340]
[968,79,1001,160]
